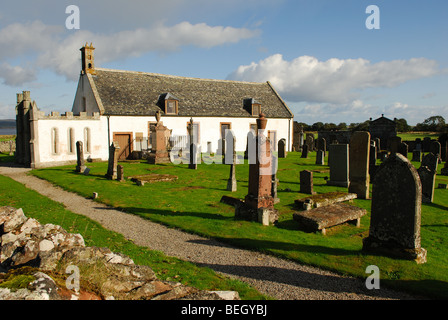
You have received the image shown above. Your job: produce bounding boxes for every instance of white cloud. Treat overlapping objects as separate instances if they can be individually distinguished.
[0,20,260,84]
[0,63,36,86]
[227,54,441,104]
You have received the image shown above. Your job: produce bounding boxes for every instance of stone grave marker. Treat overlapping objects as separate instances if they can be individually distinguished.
[236,113,278,225]
[226,133,237,192]
[412,150,422,162]
[399,142,408,158]
[315,149,324,165]
[301,144,308,158]
[362,153,427,264]
[348,131,370,199]
[430,141,442,163]
[117,165,124,182]
[75,141,86,173]
[278,138,287,158]
[300,170,315,195]
[106,141,120,180]
[327,144,349,187]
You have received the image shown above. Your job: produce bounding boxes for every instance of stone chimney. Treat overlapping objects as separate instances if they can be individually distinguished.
[80,43,96,75]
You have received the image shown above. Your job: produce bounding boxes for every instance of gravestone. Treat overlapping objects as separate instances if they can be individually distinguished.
[106,141,120,180]
[305,134,315,152]
[348,132,370,199]
[388,136,402,154]
[415,138,422,151]
[412,150,422,162]
[430,141,442,163]
[418,153,438,203]
[399,142,408,158]
[117,165,124,182]
[375,138,381,154]
[187,119,198,169]
[315,150,324,165]
[147,114,171,164]
[236,113,278,225]
[362,153,427,264]
[327,144,349,187]
[369,140,378,180]
[317,137,326,156]
[421,152,438,173]
[226,134,237,192]
[300,170,315,195]
[417,166,436,203]
[301,144,308,158]
[422,137,431,152]
[207,142,212,154]
[278,138,287,158]
[75,141,86,173]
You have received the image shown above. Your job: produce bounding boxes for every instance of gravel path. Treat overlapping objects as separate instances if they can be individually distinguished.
[0,164,422,300]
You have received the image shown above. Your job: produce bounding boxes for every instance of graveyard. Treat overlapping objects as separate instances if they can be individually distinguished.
[14,138,447,300]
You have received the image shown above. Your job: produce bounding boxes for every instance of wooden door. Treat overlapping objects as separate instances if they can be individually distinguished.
[113,133,132,160]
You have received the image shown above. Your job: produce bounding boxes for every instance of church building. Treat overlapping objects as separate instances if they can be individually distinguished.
[15,44,294,168]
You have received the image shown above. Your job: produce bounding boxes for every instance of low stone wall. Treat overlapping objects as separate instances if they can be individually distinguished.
[0,140,15,154]
[0,206,239,300]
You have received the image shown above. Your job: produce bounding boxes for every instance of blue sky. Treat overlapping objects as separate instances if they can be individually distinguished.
[0,0,447,125]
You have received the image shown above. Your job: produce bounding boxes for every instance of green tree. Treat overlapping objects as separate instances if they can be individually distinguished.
[395,118,411,132]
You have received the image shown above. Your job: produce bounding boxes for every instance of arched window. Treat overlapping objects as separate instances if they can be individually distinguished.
[51,128,59,154]
[68,128,75,154]
[84,127,91,153]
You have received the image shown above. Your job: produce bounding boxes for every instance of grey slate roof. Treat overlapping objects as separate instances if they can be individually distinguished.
[90,68,293,118]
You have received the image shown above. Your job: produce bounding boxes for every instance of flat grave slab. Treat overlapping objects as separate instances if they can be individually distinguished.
[293,203,367,235]
[129,173,178,186]
[294,191,357,210]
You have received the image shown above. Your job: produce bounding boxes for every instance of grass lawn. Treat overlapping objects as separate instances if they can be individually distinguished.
[398,132,440,141]
[0,154,269,300]
[25,148,448,299]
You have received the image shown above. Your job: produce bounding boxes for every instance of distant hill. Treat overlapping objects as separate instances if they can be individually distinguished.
[0,120,16,128]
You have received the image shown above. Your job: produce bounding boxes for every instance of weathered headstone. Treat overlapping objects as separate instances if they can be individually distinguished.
[301,144,308,158]
[305,134,315,152]
[348,132,370,199]
[430,141,442,163]
[317,137,326,156]
[362,153,427,264]
[417,165,436,203]
[75,141,86,173]
[226,134,237,192]
[278,138,287,158]
[399,142,408,158]
[412,150,422,162]
[388,136,402,154]
[300,170,315,195]
[421,152,438,173]
[117,165,124,182]
[315,150,324,165]
[106,141,120,180]
[187,119,198,169]
[418,152,438,203]
[327,144,349,187]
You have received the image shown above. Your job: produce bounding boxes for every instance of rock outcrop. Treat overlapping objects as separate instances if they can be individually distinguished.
[0,206,239,300]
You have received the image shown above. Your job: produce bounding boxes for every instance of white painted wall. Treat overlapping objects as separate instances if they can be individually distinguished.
[72,73,100,115]
[33,117,108,167]
[107,115,293,153]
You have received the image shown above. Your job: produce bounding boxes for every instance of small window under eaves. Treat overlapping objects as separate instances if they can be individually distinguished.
[163,93,179,115]
[252,103,261,116]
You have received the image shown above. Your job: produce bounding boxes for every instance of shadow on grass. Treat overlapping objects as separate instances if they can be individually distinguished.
[122,206,232,221]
